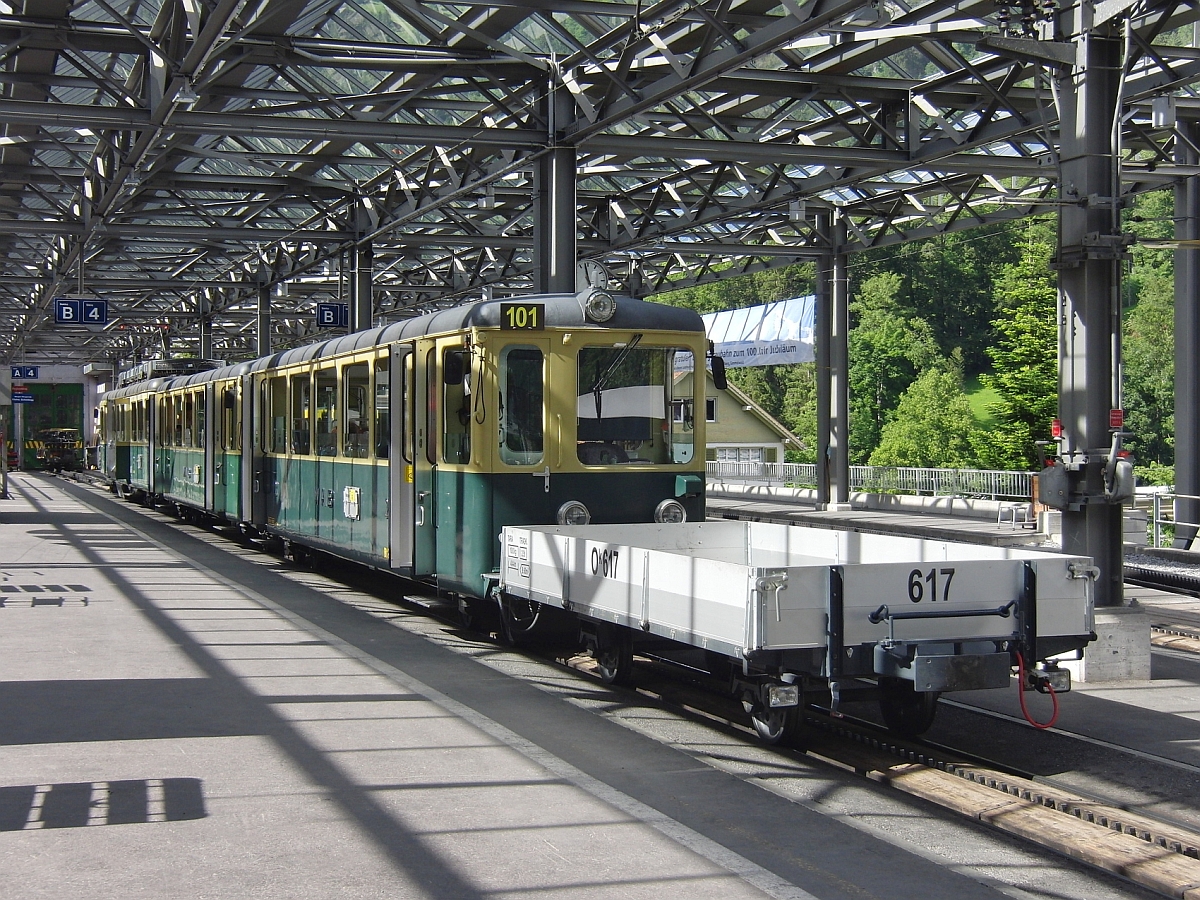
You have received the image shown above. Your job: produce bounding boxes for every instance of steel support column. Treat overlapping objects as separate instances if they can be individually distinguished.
[351,242,373,332]
[816,212,833,505]
[198,315,211,360]
[831,219,850,506]
[1175,116,1200,547]
[1056,25,1124,606]
[533,87,577,294]
[257,285,271,357]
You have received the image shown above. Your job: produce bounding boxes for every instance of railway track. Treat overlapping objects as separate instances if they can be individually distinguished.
[398,579,1200,900]
[598,656,1200,871]
[59,472,1200,899]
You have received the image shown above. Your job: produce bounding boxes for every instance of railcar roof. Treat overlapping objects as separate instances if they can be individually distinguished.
[102,294,704,398]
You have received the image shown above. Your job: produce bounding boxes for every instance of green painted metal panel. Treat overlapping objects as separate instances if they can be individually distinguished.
[129,445,149,489]
[162,448,205,507]
[215,451,241,518]
[435,470,494,596]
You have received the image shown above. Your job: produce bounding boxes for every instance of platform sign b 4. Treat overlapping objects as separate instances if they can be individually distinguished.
[53,298,107,326]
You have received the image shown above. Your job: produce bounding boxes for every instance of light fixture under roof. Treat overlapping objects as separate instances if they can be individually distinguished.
[175,81,200,108]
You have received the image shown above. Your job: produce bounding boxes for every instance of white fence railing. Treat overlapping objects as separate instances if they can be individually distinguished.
[1148,490,1200,547]
[706,461,1034,501]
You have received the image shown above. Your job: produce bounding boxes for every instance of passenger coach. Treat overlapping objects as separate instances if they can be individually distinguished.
[100,292,716,625]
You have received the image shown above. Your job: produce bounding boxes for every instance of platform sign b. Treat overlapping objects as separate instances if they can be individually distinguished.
[316,302,348,328]
[54,298,80,324]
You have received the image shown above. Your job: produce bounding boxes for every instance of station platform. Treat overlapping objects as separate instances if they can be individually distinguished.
[2,472,1198,899]
[706,488,1046,548]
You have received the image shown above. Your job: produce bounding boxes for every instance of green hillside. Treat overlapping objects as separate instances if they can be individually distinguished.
[964,375,1000,430]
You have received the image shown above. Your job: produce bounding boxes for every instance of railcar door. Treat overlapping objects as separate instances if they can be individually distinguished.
[213,381,239,520]
[204,384,215,512]
[412,342,437,577]
[146,394,157,497]
[250,374,271,527]
[242,373,258,526]
[312,365,337,540]
[387,344,414,569]
[494,338,554,528]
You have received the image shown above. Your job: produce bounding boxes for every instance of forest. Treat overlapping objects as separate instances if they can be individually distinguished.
[652,190,1176,483]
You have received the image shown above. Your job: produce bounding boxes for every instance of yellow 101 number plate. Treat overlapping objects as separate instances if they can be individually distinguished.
[500,302,545,331]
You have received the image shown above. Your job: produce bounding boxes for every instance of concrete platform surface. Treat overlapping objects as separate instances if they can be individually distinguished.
[0,473,1181,900]
[706,493,1047,548]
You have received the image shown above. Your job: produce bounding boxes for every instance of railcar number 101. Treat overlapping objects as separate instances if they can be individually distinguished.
[499,302,544,330]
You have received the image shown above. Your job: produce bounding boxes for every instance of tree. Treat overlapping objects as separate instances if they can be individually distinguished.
[1122,190,1175,466]
[979,232,1058,469]
[1123,273,1174,465]
[869,365,979,468]
[848,273,941,462]
[654,263,815,315]
[781,363,818,462]
[853,223,1026,372]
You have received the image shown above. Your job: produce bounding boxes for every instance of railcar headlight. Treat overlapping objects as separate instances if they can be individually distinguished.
[581,289,616,323]
[654,499,687,524]
[557,500,591,526]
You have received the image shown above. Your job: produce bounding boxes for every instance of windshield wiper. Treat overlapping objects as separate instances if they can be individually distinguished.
[590,334,642,421]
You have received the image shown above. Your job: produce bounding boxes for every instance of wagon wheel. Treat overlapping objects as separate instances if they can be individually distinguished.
[496,592,541,645]
[458,598,479,631]
[593,627,634,685]
[749,704,799,745]
[742,691,802,745]
[458,596,494,633]
[878,678,940,737]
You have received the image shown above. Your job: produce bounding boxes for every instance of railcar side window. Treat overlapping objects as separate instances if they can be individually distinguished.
[576,344,695,465]
[442,348,471,464]
[374,358,389,460]
[344,364,370,458]
[212,388,224,450]
[176,394,187,447]
[315,368,337,456]
[290,375,310,454]
[195,391,205,449]
[225,387,240,451]
[269,377,287,453]
[499,346,543,466]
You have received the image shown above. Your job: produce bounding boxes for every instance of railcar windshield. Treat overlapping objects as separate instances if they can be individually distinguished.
[576,342,695,465]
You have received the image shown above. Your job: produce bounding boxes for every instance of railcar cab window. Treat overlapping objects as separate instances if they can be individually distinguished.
[499,345,543,466]
[442,348,471,464]
[344,363,370,458]
[576,342,695,465]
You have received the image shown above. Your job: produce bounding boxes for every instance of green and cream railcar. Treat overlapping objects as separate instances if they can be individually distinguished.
[98,380,161,495]
[100,294,713,603]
